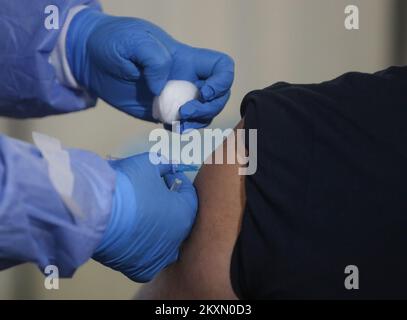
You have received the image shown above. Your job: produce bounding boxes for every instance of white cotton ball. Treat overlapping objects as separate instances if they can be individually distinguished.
[153,80,200,125]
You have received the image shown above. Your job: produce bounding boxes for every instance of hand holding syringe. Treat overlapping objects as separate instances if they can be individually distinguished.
[97,152,198,282]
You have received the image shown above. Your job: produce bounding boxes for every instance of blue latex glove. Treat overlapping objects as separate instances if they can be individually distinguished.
[66,8,234,130]
[93,153,198,282]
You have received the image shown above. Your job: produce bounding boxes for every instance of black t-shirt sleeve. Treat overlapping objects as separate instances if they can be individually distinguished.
[230,66,407,299]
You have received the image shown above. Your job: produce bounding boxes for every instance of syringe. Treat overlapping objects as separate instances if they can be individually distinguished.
[171,163,199,173]
[170,164,199,192]
[170,178,183,192]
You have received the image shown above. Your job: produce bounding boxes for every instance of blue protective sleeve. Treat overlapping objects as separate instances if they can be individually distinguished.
[0,0,101,118]
[0,135,115,277]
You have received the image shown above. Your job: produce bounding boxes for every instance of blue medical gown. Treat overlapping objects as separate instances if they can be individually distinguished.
[0,0,116,277]
[0,0,100,117]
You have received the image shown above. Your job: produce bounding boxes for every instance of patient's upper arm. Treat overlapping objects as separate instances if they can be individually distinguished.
[138,122,245,300]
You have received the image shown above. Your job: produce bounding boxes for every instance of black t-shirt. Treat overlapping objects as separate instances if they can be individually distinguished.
[230,66,407,299]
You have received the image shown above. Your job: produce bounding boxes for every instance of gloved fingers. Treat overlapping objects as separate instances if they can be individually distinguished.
[128,32,172,96]
[194,79,206,89]
[117,152,177,180]
[193,49,235,101]
[112,56,142,81]
[179,90,231,122]
[111,152,169,178]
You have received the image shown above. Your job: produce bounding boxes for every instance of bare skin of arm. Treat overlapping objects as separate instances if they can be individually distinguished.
[137,121,246,300]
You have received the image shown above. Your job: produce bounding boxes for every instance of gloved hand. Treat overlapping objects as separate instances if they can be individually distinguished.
[93,153,198,282]
[66,8,234,130]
